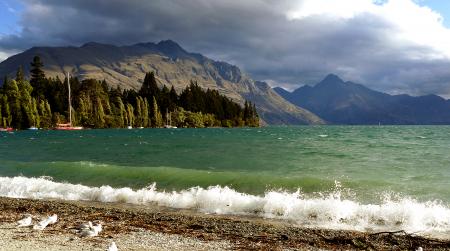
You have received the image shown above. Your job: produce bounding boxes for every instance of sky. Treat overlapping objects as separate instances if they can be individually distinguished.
[1,0,450,97]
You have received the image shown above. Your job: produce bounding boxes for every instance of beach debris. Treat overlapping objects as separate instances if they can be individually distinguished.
[416,247,423,251]
[79,221,102,237]
[33,214,58,230]
[107,241,118,251]
[16,214,32,227]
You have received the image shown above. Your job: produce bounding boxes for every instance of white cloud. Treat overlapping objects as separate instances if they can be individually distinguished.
[287,0,450,60]
[0,51,11,62]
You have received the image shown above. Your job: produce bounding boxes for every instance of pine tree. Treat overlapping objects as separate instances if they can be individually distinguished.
[139,72,159,99]
[30,56,45,82]
[169,85,178,111]
[30,56,46,99]
[16,66,25,82]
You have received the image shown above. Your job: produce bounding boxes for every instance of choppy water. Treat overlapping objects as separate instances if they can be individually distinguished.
[1,126,450,235]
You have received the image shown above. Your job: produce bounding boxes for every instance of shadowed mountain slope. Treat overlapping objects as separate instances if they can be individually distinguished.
[274,74,450,125]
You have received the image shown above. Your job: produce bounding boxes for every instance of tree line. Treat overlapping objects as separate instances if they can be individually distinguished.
[0,56,259,129]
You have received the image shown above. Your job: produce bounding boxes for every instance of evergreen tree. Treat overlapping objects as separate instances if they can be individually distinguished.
[139,72,159,100]
[30,56,46,99]
[16,66,25,82]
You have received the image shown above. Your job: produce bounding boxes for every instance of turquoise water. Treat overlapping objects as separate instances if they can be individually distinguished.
[1,126,449,203]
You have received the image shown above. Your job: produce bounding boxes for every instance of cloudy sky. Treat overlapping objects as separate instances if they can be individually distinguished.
[1,0,450,97]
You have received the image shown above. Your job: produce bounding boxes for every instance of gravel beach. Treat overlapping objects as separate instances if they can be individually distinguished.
[0,196,449,250]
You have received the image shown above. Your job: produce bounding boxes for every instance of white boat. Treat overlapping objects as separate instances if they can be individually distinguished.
[28,126,39,130]
[127,126,133,129]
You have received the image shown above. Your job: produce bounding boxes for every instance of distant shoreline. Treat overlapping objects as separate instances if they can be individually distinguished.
[0,197,449,250]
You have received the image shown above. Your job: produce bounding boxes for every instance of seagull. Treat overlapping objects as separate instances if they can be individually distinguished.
[107,241,118,251]
[17,215,32,227]
[79,228,98,237]
[77,221,92,230]
[79,221,102,237]
[33,220,49,231]
[91,222,102,234]
[47,214,58,225]
[33,214,58,231]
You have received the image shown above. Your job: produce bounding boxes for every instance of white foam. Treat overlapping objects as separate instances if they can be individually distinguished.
[1,176,450,236]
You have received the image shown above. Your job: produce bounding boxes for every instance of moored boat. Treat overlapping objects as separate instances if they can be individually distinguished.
[0,127,14,132]
[55,72,83,131]
[55,123,83,130]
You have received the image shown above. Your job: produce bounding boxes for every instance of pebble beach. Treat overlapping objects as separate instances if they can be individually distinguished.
[1,197,450,250]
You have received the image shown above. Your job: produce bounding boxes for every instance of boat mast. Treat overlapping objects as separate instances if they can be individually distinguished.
[166,108,169,126]
[67,72,72,126]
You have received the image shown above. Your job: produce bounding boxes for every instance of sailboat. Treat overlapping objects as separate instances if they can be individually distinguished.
[164,109,177,129]
[55,72,83,130]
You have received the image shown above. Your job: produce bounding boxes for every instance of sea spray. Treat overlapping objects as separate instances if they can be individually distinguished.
[1,176,450,236]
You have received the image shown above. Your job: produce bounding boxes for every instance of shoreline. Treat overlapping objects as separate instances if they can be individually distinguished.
[1,197,449,250]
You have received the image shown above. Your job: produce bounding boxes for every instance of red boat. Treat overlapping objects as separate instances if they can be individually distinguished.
[0,127,13,132]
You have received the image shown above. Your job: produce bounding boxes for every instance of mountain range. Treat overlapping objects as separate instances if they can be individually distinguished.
[0,40,324,125]
[274,74,450,125]
[2,40,450,125]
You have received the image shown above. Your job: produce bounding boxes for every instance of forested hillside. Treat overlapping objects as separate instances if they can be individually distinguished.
[0,56,259,129]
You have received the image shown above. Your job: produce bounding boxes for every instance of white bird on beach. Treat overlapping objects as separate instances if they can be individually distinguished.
[79,221,102,237]
[47,214,58,224]
[91,222,102,233]
[77,221,92,230]
[107,241,118,251]
[33,214,58,230]
[16,215,32,227]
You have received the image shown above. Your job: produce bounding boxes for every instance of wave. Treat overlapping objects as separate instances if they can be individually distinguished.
[1,176,450,236]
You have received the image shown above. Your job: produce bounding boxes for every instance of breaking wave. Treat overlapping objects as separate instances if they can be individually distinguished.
[1,176,450,236]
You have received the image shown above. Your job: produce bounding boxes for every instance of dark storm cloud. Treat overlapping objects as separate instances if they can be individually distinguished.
[1,0,450,97]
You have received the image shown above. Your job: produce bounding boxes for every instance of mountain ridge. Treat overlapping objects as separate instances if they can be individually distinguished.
[0,40,325,125]
[275,74,450,125]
